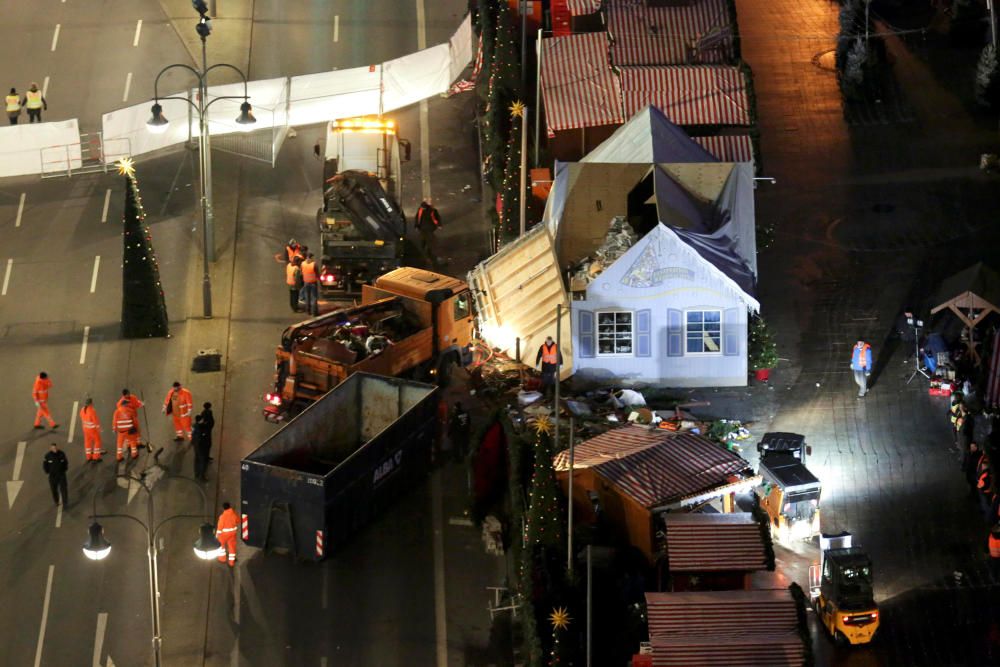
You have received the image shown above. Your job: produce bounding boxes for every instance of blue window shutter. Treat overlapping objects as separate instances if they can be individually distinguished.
[578,310,595,358]
[635,309,651,357]
[667,309,683,357]
[723,308,739,356]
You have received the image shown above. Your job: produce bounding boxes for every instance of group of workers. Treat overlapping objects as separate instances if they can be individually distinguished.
[284,240,320,316]
[5,83,48,124]
[952,389,1000,576]
[32,372,210,466]
[31,371,237,564]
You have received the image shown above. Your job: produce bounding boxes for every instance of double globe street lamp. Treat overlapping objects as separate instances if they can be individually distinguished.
[146,0,256,318]
[83,472,223,667]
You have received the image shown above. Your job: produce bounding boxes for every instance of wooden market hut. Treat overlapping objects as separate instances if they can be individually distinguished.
[931,262,1000,366]
[552,425,759,562]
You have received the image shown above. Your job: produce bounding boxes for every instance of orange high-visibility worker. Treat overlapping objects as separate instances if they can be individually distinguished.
[216,502,239,567]
[79,398,102,462]
[32,372,57,429]
[163,382,194,441]
[120,388,144,413]
[113,403,141,461]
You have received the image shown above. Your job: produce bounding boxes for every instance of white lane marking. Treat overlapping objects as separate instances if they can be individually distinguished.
[333,15,339,42]
[122,72,132,103]
[7,441,27,508]
[93,613,108,667]
[101,188,111,223]
[430,472,447,667]
[128,478,140,504]
[447,516,474,526]
[132,20,143,47]
[79,326,90,365]
[107,657,116,667]
[2,258,12,296]
[90,256,101,293]
[55,503,62,528]
[15,192,25,227]
[51,24,60,52]
[33,565,55,667]
[68,400,79,443]
[42,76,50,98]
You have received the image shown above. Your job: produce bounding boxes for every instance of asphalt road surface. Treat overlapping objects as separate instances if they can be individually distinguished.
[0,2,494,666]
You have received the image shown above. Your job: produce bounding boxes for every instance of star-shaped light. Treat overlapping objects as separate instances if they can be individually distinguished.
[509,100,525,118]
[549,607,571,630]
[533,415,552,436]
[117,157,136,178]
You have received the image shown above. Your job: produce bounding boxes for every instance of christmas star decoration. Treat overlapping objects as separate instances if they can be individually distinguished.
[533,415,552,436]
[509,100,525,118]
[116,156,136,178]
[549,607,571,630]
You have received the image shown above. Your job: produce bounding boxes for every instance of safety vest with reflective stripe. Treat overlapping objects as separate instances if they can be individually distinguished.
[5,95,20,112]
[991,533,1000,558]
[113,407,135,433]
[301,260,318,284]
[286,262,300,286]
[25,90,42,110]
[79,405,100,429]
[286,245,302,263]
[217,508,239,535]
[541,342,558,365]
[120,394,143,411]
[165,387,193,417]
[33,377,51,402]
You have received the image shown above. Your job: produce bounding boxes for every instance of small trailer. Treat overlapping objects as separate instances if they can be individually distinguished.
[242,372,438,560]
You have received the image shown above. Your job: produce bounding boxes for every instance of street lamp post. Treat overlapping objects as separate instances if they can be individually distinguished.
[146,5,256,318]
[83,473,222,667]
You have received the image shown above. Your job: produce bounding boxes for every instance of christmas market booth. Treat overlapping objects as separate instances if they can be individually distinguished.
[552,425,759,563]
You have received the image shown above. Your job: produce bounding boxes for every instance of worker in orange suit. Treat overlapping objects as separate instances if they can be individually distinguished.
[120,388,144,413]
[112,402,141,461]
[216,502,239,567]
[32,371,57,429]
[79,398,102,462]
[163,381,194,441]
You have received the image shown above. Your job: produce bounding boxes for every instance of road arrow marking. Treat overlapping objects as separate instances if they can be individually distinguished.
[93,612,107,667]
[7,441,26,508]
[128,478,140,504]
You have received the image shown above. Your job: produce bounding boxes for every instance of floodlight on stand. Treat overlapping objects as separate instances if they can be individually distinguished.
[193,523,223,560]
[83,522,112,560]
[147,103,169,134]
[235,101,256,129]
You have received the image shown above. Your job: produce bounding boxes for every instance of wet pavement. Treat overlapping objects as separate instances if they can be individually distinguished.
[690,0,1000,663]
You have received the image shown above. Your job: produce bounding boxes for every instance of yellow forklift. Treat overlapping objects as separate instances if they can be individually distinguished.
[809,532,880,645]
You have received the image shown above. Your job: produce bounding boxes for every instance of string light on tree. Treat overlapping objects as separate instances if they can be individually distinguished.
[119,157,169,338]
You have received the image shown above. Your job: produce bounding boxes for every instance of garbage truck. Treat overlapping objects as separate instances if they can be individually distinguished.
[264,267,474,421]
[317,116,409,295]
[241,373,438,560]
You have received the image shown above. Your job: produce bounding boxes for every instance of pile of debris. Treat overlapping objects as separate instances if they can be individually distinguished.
[570,217,638,288]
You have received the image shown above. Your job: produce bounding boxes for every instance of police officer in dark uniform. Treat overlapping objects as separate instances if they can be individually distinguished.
[43,443,69,506]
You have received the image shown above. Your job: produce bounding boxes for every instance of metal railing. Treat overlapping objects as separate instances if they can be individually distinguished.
[40,133,131,178]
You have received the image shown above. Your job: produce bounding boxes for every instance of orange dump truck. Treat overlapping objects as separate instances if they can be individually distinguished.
[264,267,474,421]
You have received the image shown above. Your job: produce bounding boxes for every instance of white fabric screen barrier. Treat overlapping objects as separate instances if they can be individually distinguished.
[0,120,81,177]
[95,13,473,163]
[288,66,382,127]
[102,96,192,161]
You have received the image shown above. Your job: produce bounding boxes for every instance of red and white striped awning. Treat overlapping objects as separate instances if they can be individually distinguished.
[693,134,754,163]
[650,632,806,667]
[607,1,732,66]
[566,0,602,16]
[541,32,624,134]
[664,513,767,572]
[553,427,752,509]
[645,588,805,666]
[620,65,751,126]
